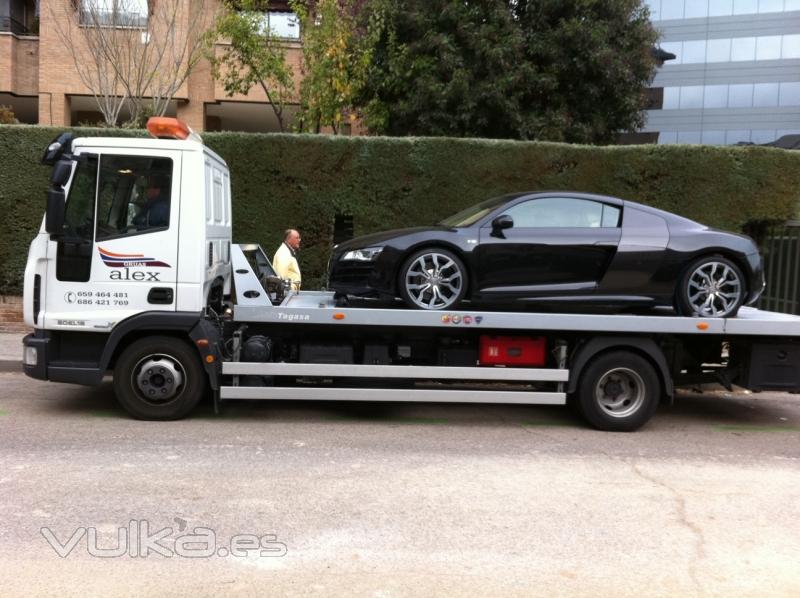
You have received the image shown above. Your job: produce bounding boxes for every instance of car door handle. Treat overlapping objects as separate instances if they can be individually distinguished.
[147,287,174,305]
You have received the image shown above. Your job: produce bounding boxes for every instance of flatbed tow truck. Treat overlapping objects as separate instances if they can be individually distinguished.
[21,119,800,431]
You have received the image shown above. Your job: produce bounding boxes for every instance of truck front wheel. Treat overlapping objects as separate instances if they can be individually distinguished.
[576,351,661,432]
[113,336,207,420]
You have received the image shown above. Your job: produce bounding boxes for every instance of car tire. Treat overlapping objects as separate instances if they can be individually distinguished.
[675,255,745,318]
[576,351,660,432]
[113,335,207,420]
[398,248,468,310]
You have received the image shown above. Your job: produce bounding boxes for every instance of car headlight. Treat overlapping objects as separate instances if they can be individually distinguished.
[341,247,384,262]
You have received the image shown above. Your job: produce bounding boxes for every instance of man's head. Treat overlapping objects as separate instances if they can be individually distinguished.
[145,174,169,201]
[284,229,301,251]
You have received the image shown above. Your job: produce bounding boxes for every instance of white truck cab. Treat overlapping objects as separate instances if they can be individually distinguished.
[23,118,231,388]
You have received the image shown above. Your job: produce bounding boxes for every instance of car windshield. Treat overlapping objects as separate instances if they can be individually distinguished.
[438,194,518,228]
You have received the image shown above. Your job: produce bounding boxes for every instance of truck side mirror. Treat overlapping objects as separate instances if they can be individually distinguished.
[45,188,65,236]
[51,159,73,187]
[491,215,514,237]
[41,132,74,166]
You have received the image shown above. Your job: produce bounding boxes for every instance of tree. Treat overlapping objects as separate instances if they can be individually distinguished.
[49,0,215,127]
[210,0,294,132]
[359,0,658,143]
[360,0,530,138]
[289,0,375,134]
[510,0,658,143]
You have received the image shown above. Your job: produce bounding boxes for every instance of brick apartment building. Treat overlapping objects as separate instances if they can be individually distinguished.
[0,0,303,132]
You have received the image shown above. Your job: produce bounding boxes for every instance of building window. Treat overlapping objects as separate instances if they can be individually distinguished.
[753,83,780,107]
[659,83,800,109]
[756,35,782,60]
[731,37,757,61]
[658,131,678,144]
[679,85,704,108]
[729,83,754,107]
[709,0,734,16]
[685,1,709,18]
[701,130,727,145]
[703,85,728,108]
[661,0,685,20]
[256,11,300,39]
[779,82,800,106]
[677,131,702,143]
[80,0,149,28]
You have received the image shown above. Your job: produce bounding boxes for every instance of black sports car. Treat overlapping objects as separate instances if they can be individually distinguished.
[327,192,764,317]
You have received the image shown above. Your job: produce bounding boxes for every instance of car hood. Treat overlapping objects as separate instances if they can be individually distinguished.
[334,226,452,252]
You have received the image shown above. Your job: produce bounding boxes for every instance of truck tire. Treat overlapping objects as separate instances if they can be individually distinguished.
[576,351,660,432]
[113,336,207,420]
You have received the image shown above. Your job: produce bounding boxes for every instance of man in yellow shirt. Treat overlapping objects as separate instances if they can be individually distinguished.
[273,229,302,290]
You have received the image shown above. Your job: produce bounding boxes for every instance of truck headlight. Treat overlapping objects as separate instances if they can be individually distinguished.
[341,247,384,262]
[24,346,38,366]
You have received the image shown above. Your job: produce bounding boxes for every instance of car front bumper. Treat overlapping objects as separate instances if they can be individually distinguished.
[327,249,400,297]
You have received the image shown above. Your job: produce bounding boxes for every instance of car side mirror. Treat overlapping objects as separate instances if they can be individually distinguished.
[491,215,514,237]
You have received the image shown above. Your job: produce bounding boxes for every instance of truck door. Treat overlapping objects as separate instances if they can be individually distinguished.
[43,149,181,332]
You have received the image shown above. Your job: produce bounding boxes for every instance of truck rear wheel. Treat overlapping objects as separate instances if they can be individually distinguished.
[113,336,206,420]
[576,351,660,432]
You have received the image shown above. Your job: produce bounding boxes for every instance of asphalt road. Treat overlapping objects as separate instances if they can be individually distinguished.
[1,371,799,597]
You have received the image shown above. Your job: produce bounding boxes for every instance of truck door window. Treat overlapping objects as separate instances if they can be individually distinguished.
[63,156,98,242]
[95,156,173,241]
[56,156,98,282]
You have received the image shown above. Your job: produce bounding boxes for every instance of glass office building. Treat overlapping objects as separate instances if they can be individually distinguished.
[643,0,800,144]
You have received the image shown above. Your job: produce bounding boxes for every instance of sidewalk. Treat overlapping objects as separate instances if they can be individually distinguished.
[0,332,24,371]
[0,297,27,370]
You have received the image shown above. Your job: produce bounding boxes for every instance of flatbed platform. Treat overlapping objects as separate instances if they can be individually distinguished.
[234,291,800,337]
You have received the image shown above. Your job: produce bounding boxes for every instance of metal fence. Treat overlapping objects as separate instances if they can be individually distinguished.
[758,220,800,315]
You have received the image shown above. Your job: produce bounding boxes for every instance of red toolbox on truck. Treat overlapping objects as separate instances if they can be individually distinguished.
[479,335,546,367]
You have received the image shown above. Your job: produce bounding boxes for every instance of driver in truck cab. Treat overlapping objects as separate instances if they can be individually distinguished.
[133,173,170,229]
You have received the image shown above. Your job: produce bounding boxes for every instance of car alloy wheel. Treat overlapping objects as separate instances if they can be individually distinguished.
[402,250,466,310]
[685,260,743,317]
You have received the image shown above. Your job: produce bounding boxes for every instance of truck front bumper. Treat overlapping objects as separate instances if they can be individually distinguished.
[22,331,49,381]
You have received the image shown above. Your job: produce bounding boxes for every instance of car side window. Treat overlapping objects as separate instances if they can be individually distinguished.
[502,197,620,228]
[95,155,173,241]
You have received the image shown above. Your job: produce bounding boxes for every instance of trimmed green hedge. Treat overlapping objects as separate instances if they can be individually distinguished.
[2,124,799,295]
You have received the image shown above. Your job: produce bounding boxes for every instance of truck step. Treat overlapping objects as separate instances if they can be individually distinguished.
[220,386,566,405]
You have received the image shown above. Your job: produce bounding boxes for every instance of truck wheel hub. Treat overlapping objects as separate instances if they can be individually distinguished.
[134,355,184,401]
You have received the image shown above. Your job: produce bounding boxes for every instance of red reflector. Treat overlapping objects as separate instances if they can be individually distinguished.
[479,335,546,367]
[146,117,191,140]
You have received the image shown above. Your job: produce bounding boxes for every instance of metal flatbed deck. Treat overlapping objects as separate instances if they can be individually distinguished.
[234,294,800,337]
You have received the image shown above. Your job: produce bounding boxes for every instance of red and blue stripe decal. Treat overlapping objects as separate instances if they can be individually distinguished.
[98,247,171,268]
